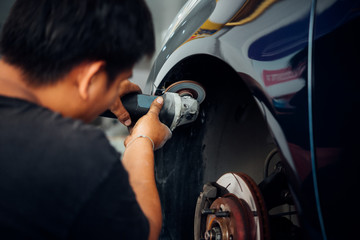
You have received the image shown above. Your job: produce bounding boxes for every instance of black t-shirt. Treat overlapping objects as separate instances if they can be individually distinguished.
[0,95,149,239]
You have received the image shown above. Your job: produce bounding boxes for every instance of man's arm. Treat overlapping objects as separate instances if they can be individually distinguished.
[122,97,172,240]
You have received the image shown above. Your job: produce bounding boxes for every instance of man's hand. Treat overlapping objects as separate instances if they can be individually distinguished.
[124,97,172,150]
[109,80,141,126]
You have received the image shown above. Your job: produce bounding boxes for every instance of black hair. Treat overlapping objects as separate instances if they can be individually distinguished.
[0,0,155,86]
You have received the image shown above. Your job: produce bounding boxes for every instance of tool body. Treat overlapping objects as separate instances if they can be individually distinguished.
[122,92,199,131]
[101,81,205,131]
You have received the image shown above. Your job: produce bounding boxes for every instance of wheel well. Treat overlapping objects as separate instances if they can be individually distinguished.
[158,54,276,183]
[157,54,249,94]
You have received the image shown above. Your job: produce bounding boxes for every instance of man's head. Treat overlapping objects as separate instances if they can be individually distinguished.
[0,0,155,87]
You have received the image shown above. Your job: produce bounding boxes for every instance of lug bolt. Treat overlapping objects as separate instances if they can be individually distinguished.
[201,209,216,215]
[202,209,230,217]
[215,211,230,217]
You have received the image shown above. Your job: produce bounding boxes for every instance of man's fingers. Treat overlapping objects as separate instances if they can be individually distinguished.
[108,80,142,127]
[115,106,132,126]
[109,98,132,126]
[148,97,164,116]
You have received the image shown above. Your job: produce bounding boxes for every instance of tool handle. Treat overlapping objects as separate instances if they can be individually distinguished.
[122,93,157,121]
[101,93,176,128]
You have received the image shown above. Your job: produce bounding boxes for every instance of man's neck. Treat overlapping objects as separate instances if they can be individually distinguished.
[0,60,76,118]
[0,60,39,103]
[0,59,105,123]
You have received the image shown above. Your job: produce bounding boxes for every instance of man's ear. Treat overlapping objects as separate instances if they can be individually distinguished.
[77,61,105,100]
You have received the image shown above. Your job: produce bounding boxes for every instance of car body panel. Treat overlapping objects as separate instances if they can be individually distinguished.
[147,0,360,239]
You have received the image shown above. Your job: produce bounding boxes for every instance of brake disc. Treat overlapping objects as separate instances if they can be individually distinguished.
[194,173,270,240]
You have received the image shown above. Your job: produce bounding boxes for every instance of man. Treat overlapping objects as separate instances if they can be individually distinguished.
[0,0,171,239]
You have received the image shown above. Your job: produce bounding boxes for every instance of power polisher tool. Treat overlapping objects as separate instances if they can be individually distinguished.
[101,81,206,131]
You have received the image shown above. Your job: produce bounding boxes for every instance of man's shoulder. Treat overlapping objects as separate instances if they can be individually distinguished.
[36,108,121,172]
[0,96,121,180]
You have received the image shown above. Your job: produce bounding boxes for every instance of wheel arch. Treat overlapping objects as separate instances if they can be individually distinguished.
[155,54,250,96]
